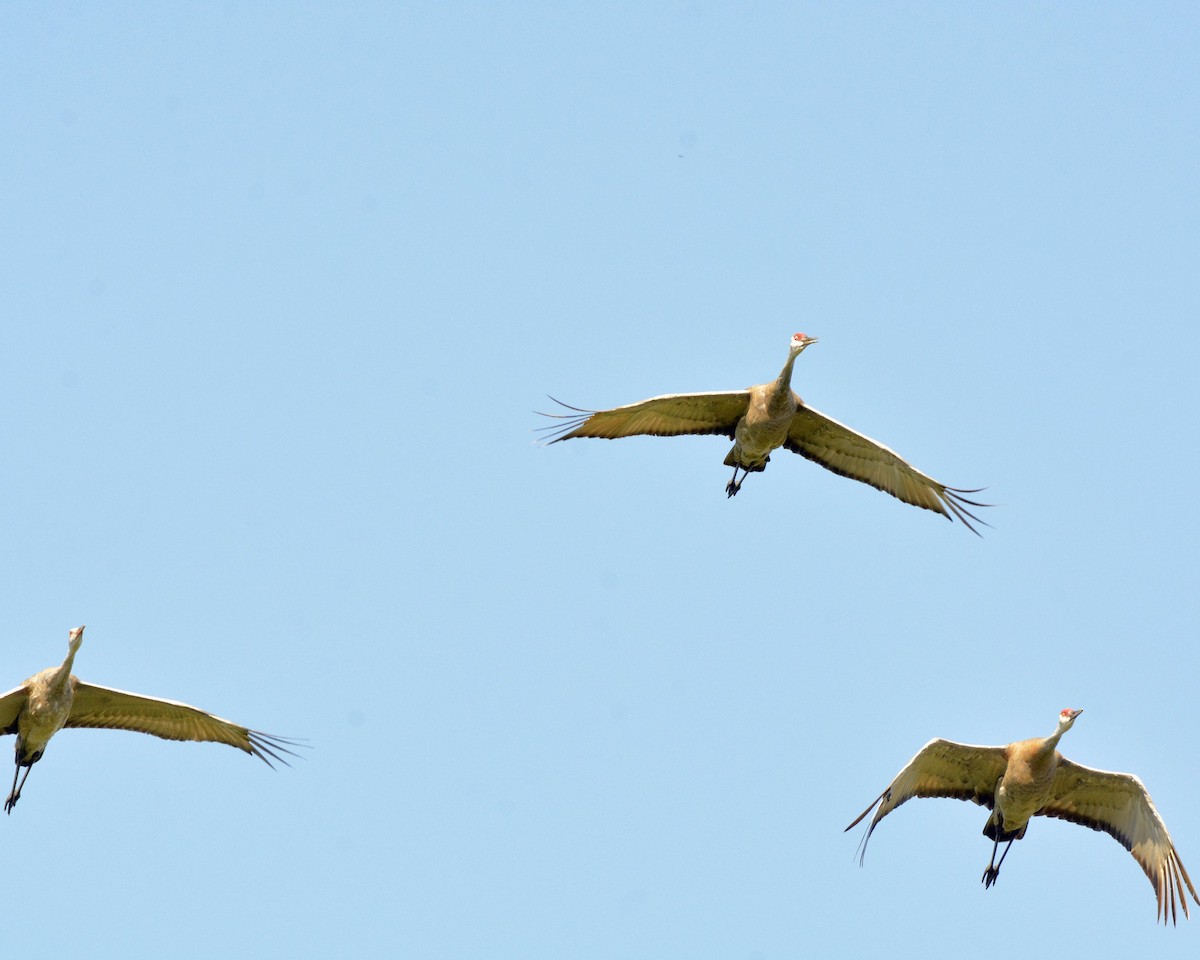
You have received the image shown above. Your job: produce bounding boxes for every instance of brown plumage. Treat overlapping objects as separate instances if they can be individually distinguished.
[847,709,1200,924]
[538,333,986,532]
[0,625,299,813]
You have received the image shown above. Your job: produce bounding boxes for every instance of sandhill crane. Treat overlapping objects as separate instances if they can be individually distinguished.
[847,709,1200,924]
[538,333,986,532]
[0,625,298,813]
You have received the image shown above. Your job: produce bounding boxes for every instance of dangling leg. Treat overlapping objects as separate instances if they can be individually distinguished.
[993,838,1015,876]
[982,838,1014,889]
[4,763,30,815]
[981,834,999,887]
[725,466,743,498]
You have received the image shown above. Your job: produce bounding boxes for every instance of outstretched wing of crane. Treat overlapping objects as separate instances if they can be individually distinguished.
[0,685,28,735]
[846,738,1008,862]
[784,405,987,534]
[65,682,301,767]
[536,392,751,443]
[1044,757,1200,924]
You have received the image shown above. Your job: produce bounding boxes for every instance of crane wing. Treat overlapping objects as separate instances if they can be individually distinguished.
[0,684,28,735]
[784,405,987,534]
[1043,757,1200,924]
[65,682,300,767]
[846,738,1008,862]
[536,392,751,443]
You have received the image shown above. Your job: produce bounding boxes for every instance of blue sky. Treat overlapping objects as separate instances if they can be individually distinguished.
[3,3,1198,957]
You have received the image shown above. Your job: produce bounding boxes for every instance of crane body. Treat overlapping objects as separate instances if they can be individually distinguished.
[540,333,986,531]
[847,709,1200,924]
[0,626,297,813]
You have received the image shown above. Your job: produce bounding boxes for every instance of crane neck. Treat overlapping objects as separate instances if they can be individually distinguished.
[773,349,800,396]
[1040,723,1071,754]
[51,643,81,691]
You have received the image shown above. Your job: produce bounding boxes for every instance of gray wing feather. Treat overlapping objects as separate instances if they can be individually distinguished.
[536,392,751,442]
[1045,757,1200,924]
[65,682,300,767]
[846,739,1008,862]
[785,405,987,534]
[0,685,28,736]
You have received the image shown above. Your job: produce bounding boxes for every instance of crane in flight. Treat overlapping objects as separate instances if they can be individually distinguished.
[1,625,299,813]
[847,709,1200,924]
[539,333,986,532]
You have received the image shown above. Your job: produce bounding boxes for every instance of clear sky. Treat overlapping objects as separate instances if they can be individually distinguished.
[3,3,1198,958]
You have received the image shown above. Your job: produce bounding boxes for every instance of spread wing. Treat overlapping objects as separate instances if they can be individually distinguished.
[785,405,987,534]
[536,392,751,443]
[846,738,1008,862]
[1044,757,1200,924]
[0,684,28,735]
[65,682,301,767]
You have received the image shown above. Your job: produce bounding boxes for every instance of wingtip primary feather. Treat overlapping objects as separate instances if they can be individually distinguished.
[845,793,883,833]
[247,730,308,769]
[845,792,888,866]
[940,487,993,537]
[532,396,599,444]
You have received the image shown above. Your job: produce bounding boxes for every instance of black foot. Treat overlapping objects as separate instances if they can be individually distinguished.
[725,481,740,498]
[4,795,16,815]
[982,866,999,889]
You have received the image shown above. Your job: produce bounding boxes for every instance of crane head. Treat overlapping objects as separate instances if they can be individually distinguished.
[68,625,85,651]
[791,333,818,353]
[1058,708,1083,730]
